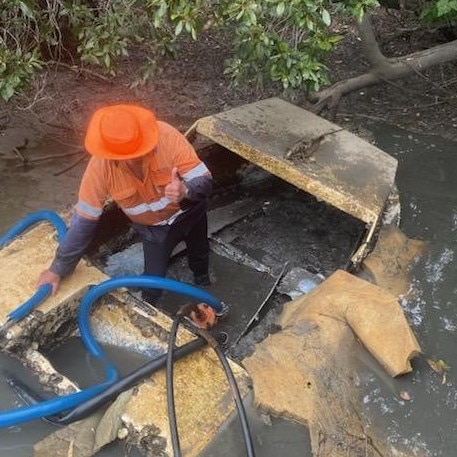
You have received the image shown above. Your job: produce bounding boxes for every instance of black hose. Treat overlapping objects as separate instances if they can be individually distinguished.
[197,328,256,457]
[55,336,206,424]
[166,315,183,457]
[12,306,253,457]
[215,344,256,457]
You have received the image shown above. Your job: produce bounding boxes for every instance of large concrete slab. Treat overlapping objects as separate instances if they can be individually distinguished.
[195,97,398,225]
[0,223,107,344]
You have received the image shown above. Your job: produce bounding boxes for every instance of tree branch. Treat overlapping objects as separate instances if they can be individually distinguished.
[310,13,457,112]
[357,14,386,69]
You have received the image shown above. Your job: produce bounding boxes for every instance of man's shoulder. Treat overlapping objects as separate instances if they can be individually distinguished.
[157,120,182,136]
[85,155,114,176]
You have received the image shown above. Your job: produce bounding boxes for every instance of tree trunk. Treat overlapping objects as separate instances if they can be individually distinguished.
[310,14,457,113]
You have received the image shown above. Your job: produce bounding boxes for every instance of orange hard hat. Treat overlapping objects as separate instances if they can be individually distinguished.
[84,104,159,160]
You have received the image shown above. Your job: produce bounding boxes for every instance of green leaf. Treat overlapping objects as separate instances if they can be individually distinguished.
[276,2,285,16]
[321,9,331,26]
[247,9,257,25]
[18,1,34,19]
[157,2,167,17]
[1,83,15,101]
[104,53,111,69]
[437,0,457,16]
[175,20,183,36]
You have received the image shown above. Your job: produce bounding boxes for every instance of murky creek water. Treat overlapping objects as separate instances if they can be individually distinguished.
[1,123,457,456]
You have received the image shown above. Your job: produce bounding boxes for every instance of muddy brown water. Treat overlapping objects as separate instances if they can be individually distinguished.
[1,123,457,456]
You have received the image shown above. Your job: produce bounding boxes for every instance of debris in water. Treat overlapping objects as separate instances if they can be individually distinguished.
[209,236,271,273]
[426,358,450,384]
[399,390,411,401]
[426,358,450,375]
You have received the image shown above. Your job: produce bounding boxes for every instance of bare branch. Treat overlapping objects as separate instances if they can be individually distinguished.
[310,13,457,112]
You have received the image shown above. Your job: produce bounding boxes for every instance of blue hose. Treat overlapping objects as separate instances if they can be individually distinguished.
[8,284,52,323]
[0,211,115,428]
[78,276,224,359]
[0,210,68,333]
[0,212,225,428]
[0,209,67,248]
[0,275,223,427]
[0,378,116,428]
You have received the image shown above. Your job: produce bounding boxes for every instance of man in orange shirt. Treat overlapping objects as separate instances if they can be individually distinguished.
[37,104,213,305]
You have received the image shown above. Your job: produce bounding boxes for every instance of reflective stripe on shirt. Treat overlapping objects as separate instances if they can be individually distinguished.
[123,196,171,216]
[181,162,210,181]
[75,200,103,219]
[119,193,191,224]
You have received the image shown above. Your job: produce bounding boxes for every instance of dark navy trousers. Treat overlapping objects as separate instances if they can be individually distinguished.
[133,200,209,304]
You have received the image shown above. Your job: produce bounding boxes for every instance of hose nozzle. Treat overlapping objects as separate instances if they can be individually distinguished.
[183,303,218,329]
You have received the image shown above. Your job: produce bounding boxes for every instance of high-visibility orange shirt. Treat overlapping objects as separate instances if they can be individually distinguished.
[75,121,211,226]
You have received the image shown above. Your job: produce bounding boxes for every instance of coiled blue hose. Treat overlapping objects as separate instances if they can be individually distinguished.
[0,209,67,248]
[78,275,223,365]
[0,209,114,428]
[0,212,225,428]
[0,377,116,428]
[0,210,68,332]
[0,276,224,428]
[79,276,223,350]
[7,284,52,323]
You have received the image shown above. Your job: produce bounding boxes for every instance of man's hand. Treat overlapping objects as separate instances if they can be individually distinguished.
[164,167,188,203]
[36,269,61,295]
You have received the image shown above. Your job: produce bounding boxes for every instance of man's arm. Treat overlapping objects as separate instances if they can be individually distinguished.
[49,213,99,277]
[36,213,99,294]
[164,166,212,205]
[37,157,107,294]
[182,168,213,202]
[159,121,213,203]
